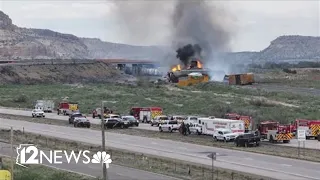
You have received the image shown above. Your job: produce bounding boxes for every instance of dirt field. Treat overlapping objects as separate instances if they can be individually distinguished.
[254,68,320,90]
[0,62,136,84]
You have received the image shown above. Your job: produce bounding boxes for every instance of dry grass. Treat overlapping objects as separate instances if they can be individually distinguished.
[1,157,96,180]
[1,113,319,163]
[0,83,319,124]
[0,129,273,180]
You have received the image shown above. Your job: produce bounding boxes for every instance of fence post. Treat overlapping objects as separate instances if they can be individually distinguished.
[0,157,2,169]
[174,163,176,172]
[231,172,234,180]
[202,168,204,178]
[216,169,218,180]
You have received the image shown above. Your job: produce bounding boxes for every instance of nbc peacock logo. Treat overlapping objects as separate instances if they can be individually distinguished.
[91,151,112,168]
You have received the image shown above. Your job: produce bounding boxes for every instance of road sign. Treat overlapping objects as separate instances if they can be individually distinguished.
[0,170,11,180]
[297,129,306,141]
[212,152,216,160]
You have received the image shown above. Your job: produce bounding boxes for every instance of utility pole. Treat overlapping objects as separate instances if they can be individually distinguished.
[10,127,14,180]
[101,101,107,180]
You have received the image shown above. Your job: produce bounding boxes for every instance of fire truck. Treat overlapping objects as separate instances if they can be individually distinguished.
[57,101,79,116]
[224,113,253,132]
[258,121,293,143]
[294,119,320,139]
[130,107,162,123]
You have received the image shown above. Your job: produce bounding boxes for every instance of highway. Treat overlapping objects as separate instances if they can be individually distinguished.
[0,107,319,150]
[0,142,179,180]
[1,118,320,180]
[0,107,159,131]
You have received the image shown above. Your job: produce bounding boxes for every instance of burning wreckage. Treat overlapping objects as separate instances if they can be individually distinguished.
[167,44,210,86]
[166,44,255,86]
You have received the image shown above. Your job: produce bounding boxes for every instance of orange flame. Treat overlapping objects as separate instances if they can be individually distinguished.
[171,64,181,72]
[170,60,203,72]
[197,60,203,68]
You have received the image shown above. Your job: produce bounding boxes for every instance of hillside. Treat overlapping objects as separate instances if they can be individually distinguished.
[0,11,166,60]
[0,62,135,84]
[0,10,319,63]
[257,35,320,62]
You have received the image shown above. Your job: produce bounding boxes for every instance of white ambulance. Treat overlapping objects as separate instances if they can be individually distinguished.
[190,117,245,136]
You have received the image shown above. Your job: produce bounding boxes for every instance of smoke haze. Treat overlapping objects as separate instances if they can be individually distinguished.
[111,0,236,80]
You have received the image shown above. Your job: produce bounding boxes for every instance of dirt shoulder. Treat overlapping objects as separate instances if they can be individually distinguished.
[0,62,136,84]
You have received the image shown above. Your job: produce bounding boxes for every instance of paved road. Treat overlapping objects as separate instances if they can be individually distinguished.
[1,119,320,180]
[277,139,320,150]
[0,107,159,131]
[248,84,320,96]
[0,142,179,180]
[1,107,319,149]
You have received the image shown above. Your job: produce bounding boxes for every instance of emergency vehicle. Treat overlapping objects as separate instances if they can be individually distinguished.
[294,119,320,139]
[130,107,162,123]
[224,113,253,132]
[57,101,79,116]
[191,117,245,136]
[258,121,293,143]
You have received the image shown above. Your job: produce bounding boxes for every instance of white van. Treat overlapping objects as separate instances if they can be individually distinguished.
[195,117,245,135]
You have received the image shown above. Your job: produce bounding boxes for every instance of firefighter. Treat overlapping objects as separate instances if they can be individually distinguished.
[143,115,147,123]
[180,122,186,135]
[186,123,190,135]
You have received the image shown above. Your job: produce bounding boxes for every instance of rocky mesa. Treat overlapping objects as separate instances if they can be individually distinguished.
[0,10,319,63]
[0,10,167,60]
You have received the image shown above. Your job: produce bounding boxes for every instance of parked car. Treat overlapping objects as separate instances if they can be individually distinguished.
[104,118,130,129]
[69,113,84,124]
[73,117,91,128]
[213,128,239,142]
[159,120,180,132]
[32,109,45,118]
[105,114,121,119]
[234,132,260,147]
[122,116,139,127]
[151,115,169,126]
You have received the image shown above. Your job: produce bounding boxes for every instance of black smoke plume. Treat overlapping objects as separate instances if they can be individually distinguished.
[176,44,202,66]
[172,0,232,65]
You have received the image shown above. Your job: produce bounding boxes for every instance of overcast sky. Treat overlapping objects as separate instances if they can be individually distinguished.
[0,0,319,52]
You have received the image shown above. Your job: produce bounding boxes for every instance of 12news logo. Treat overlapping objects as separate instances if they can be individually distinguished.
[16,144,112,168]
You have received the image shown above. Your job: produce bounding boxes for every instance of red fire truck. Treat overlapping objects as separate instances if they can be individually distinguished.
[293,119,320,139]
[224,113,253,132]
[57,101,79,116]
[130,107,162,123]
[258,121,293,143]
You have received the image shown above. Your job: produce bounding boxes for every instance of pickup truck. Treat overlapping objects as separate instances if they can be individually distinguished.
[213,128,239,142]
[234,133,260,147]
[159,120,180,133]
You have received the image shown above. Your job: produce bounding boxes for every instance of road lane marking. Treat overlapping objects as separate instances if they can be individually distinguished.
[281,164,292,167]
[1,120,319,180]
